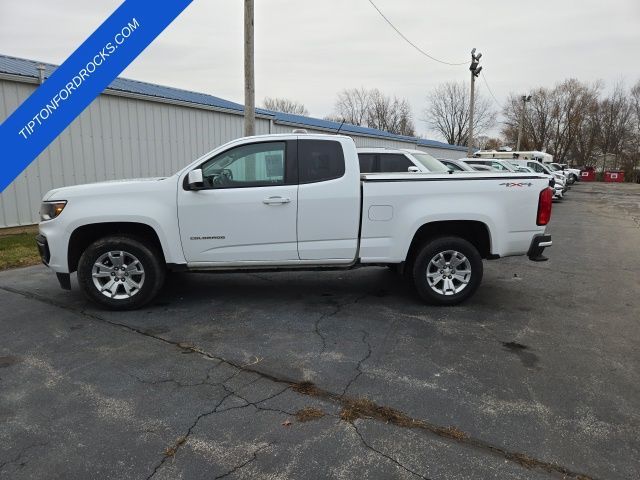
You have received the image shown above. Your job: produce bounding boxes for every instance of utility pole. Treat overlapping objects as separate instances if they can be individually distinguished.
[468,48,482,157]
[244,0,255,136]
[516,94,532,151]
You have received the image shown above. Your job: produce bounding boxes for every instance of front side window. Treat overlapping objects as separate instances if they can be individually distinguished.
[201,142,285,188]
[379,153,413,173]
[299,140,345,183]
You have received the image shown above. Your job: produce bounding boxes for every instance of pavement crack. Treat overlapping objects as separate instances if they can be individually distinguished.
[0,442,48,473]
[314,294,368,353]
[221,386,294,416]
[351,422,429,479]
[245,273,275,283]
[147,391,235,480]
[214,443,272,479]
[128,373,210,390]
[341,329,372,396]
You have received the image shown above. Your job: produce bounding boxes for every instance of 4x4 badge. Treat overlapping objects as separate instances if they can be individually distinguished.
[499,182,533,187]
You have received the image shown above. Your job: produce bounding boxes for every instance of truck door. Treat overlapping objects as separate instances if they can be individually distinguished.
[177,140,299,264]
[296,139,360,261]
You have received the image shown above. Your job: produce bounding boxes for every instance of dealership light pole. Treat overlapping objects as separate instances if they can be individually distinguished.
[468,48,482,157]
[244,0,255,136]
[516,94,532,151]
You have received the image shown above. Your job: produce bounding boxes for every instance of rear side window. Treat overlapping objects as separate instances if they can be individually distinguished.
[299,140,345,183]
[358,153,376,173]
[379,154,413,172]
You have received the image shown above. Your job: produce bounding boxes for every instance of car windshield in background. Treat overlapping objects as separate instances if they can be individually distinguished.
[412,153,449,173]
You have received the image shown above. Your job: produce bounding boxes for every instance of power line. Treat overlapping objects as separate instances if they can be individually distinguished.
[480,71,502,110]
[366,0,468,66]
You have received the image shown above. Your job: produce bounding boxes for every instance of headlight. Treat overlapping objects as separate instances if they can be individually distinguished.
[40,201,67,221]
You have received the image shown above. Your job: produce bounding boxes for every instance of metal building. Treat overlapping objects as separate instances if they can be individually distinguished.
[0,54,467,228]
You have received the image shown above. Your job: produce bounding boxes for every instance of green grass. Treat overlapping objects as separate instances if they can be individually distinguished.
[0,227,41,271]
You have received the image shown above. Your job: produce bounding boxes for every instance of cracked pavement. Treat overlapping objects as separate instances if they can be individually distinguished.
[1,182,639,479]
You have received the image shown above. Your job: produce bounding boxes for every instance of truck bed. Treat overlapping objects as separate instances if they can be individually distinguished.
[358,172,550,262]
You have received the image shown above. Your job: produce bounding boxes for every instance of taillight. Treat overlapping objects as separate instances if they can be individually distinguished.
[537,188,553,226]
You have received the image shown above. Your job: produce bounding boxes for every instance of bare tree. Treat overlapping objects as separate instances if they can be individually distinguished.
[595,82,633,170]
[476,135,502,150]
[366,89,415,136]
[333,88,415,136]
[263,97,308,116]
[334,87,371,126]
[423,81,496,146]
[502,79,600,162]
[571,91,600,167]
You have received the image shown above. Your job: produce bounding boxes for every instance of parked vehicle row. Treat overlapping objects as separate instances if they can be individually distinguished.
[37,134,553,310]
[355,147,571,202]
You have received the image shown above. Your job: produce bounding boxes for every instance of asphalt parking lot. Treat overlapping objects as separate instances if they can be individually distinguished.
[1,181,639,480]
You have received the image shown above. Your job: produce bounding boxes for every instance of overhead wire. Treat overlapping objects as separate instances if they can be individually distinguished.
[480,71,503,110]
[367,0,505,114]
[366,0,468,66]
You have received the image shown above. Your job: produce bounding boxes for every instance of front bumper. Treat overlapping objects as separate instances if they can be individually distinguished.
[35,234,50,265]
[528,234,552,262]
[35,232,71,290]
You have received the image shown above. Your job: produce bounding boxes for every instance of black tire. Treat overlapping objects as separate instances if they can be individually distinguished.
[77,235,165,310]
[411,236,483,306]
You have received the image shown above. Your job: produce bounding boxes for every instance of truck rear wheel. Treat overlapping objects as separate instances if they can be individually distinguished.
[77,236,165,310]
[411,236,483,306]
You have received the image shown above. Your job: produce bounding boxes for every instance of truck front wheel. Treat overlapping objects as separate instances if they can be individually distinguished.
[77,236,165,310]
[411,236,483,306]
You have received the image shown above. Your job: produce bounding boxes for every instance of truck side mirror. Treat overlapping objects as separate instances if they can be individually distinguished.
[408,166,420,173]
[187,169,204,190]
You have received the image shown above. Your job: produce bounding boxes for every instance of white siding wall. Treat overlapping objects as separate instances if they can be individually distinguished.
[0,77,466,227]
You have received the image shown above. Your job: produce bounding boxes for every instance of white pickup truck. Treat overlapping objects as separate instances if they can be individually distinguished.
[36,133,553,310]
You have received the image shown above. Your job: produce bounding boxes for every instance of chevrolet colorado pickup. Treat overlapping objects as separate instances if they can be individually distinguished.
[36,133,553,310]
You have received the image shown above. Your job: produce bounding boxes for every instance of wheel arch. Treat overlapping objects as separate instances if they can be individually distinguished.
[68,222,166,273]
[405,220,492,269]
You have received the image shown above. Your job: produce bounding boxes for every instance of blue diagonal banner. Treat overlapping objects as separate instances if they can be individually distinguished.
[0,0,193,192]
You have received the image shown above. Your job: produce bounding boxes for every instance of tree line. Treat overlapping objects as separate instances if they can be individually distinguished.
[502,79,640,175]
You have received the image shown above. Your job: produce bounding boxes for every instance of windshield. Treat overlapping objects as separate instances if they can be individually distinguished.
[548,163,560,171]
[539,164,553,174]
[410,153,449,173]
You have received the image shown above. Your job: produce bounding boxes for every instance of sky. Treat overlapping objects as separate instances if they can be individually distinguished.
[1,0,639,141]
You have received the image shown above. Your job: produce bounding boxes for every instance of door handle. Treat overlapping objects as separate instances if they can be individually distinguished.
[262,196,291,205]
